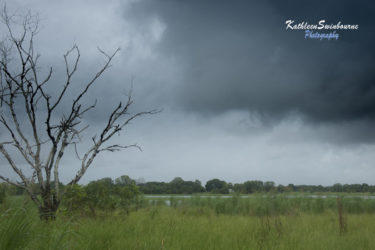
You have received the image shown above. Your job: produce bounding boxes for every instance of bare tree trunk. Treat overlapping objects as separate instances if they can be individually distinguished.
[39,187,60,220]
[39,203,58,220]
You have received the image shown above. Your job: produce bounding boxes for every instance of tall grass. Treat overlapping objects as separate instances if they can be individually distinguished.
[0,207,34,249]
[0,194,375,249]
[158,194,375,216]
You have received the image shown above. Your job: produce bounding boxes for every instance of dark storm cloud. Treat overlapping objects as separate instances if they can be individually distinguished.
[2,0,375,185]
[124,0,375,125]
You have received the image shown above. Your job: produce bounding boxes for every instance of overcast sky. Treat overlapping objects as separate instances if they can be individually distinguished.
[1,0,375,185]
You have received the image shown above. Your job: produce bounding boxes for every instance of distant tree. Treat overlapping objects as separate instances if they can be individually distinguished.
[276,184,287,193]
[332,183,343,192]
[63,184,87,212]
[0,8,157,220]
[316,185,326,192]
[193,179,205,193]
[287,184,296,192]
[169,177,185,194]
[137,178,204,194]
[361,183,369,192]
[85,178,116,213]
[194,180,205,192]
[115,175,136,186]
[138,182,170,194]
[135,177,146,184]
[205,179,229,194]
[243,180,264,193]
[117,183,141,213]
[232,183,244,193]
[171,177,184,183]
[264,181,275,192]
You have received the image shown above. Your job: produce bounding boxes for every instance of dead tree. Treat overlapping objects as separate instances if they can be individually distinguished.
[0,8,157,220]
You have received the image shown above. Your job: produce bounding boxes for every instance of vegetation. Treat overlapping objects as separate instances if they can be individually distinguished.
[139,177,204,194]
[1,175,375,201]
[1,193,375,249]
[1,174,375,249]
[139,177,375,194]
[205,178,229,194]
[61,175,142,215]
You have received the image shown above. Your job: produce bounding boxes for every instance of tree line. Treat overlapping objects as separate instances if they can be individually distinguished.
[2,176,375,200]
[2,176,375,199]
[139,178,375,194]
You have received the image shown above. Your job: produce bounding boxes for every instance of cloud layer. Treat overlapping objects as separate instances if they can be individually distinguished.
[1,0,375,185]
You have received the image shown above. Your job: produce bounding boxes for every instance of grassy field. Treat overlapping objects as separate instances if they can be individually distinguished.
[1,194,375,249]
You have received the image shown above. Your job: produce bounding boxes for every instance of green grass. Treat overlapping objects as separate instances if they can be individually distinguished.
[1,194,375,249]
[146,193,375,215]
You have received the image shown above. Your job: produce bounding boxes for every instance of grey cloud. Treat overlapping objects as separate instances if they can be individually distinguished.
[125,0,375,128]
[2,0,375,186]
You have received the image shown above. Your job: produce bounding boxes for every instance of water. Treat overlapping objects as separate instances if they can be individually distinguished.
[144,194,375,199]
[145,194,375,206]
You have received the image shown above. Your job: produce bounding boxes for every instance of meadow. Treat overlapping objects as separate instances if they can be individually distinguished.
[1,194,375,250]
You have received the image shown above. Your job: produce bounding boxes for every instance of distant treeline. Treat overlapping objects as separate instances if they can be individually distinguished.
[138,178,375,194]
[1,176,375,197]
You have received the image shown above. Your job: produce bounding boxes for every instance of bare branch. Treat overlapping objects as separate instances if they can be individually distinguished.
[99,143,143,153]
[0,143,29,186]
[0,175,25,189]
